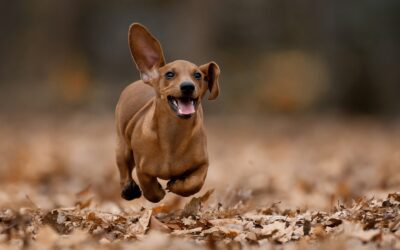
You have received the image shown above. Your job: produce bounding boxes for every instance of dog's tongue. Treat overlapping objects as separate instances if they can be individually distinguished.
[177,99,195,115]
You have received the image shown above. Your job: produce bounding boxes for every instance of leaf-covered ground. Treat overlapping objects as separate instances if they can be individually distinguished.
[0,115,399,249]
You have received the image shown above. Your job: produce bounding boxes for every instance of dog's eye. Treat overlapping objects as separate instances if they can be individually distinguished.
[193,72,202,80]
[165,71,175,80]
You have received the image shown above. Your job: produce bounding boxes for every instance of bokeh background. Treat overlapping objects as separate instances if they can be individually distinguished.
[1,0,400,117]
[1,0,400,214]
[0,1,400,248]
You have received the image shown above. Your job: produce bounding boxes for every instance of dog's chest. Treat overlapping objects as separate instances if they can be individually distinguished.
[133,132,207,179]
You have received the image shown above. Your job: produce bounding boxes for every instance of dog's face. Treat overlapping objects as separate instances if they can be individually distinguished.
[128,23,220,119]
[159,60,219,119]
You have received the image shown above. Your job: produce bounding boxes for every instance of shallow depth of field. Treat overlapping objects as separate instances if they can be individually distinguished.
[1,1,400,249]
[0,115,399,249]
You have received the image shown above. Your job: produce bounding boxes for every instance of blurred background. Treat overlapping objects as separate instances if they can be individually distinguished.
[0,0,399,216]
[1,0,399,117]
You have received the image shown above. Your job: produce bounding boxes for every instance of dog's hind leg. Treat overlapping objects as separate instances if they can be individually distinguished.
[116,140,142,200]
[136,171,165,203]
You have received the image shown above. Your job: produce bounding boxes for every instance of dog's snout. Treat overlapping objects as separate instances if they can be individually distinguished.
[180,82,195,94]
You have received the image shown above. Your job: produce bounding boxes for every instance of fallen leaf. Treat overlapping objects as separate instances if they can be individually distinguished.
[150,216,171,233]
[181,189,214,218]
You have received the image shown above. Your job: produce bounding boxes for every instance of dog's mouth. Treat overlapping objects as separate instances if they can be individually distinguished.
[167,96,198,119]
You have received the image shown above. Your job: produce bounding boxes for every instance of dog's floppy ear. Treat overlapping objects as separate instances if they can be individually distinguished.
[200,62,220,100]
[128,23,165,84]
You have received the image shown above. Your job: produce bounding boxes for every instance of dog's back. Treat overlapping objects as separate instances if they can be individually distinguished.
[115,81,154,139]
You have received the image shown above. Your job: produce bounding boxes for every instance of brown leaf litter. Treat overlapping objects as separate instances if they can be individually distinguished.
[0,116,399,249]
[0,191,399,249]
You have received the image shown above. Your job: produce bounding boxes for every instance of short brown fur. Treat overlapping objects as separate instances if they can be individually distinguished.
[115,23,220,202]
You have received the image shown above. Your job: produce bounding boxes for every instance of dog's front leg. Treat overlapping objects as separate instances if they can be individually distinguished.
[116,141,142,200]
[136,171,166,203]
[167,164,208,197]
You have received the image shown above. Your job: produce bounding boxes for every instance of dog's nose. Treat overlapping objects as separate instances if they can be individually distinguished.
[180,82,195,94]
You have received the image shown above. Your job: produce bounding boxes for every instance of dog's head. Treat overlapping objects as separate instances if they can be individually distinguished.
[128,23,220,119]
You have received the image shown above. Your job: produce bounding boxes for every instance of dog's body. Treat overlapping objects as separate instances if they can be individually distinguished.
[115,23,220,202]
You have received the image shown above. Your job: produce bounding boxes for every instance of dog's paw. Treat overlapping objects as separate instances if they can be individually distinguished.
[166,178,178,192]
[166,180,173,191]
[121,181,142,200]
[166,178,187,195]
[143,187,165,203]
[167,178,203,197]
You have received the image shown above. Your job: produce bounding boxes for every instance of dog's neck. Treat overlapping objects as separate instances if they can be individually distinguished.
[153,98,202,152]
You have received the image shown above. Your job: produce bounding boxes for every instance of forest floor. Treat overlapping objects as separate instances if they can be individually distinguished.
[0,114,399,249]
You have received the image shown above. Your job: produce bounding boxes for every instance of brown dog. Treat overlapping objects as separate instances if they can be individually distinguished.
[115,23,220,203]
